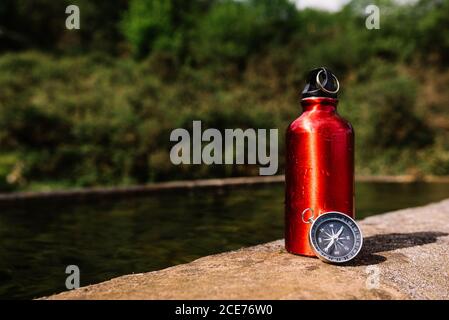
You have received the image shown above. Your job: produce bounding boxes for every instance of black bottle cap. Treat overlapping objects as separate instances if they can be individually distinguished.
[301,67,340,99]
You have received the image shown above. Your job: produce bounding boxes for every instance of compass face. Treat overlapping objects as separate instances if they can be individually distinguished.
[309,212,362,263]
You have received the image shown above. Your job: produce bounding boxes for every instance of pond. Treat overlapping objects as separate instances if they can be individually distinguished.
[1,181,449,299]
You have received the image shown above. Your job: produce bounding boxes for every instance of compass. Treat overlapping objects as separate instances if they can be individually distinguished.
[302,209,363,264]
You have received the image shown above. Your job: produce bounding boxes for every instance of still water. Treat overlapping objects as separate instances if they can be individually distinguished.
[1,181,449,299]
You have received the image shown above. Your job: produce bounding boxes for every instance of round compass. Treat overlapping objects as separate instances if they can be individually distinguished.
[302,209,363,264]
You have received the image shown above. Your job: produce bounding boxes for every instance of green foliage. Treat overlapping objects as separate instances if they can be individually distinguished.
[345,66,434,150]
[121,0,177,57]
[1,0,449,191]
[416,0,449,62]
[192,0,299,65]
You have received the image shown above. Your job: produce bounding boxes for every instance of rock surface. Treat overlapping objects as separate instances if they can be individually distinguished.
[44,199,449,300]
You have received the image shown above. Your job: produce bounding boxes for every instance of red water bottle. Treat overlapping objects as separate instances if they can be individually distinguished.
[285,67,354,256]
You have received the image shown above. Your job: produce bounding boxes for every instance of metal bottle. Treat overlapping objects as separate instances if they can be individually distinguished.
[285,67,354,256]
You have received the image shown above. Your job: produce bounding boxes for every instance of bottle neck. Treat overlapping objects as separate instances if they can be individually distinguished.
[301,97,338,112]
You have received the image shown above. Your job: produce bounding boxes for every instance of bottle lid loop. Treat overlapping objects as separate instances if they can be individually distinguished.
[301,67,339,99]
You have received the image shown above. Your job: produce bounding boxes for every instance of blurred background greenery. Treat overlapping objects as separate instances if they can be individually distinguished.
[0,0,448,192]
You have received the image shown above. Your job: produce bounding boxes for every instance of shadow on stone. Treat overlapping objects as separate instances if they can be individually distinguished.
[349,231,448,266]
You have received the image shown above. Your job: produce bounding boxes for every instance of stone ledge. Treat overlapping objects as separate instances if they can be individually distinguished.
[43,199,449,300]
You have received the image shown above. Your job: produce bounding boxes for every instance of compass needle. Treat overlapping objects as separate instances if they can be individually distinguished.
[336,226,344,238]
